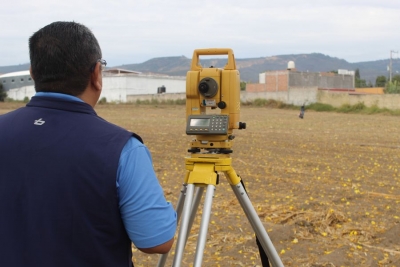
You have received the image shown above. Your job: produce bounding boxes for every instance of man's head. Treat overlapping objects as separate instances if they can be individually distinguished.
[29,21,103,96]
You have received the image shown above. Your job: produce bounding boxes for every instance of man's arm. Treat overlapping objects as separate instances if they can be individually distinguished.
[117,137,177,253]
[137,238,174,254]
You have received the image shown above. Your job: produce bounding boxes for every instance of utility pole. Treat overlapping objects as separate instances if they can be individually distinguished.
[389,50,398,83]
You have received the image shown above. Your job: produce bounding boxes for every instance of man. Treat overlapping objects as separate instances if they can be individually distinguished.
[299,104,305,119]
[0,21,176,266]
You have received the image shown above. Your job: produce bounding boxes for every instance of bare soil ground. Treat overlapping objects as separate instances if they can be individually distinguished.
[1,103,399,267]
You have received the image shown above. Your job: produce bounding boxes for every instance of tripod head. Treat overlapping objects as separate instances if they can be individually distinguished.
[185,48,246,153]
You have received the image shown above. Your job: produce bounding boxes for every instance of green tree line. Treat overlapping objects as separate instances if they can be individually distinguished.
[354,68,400,94]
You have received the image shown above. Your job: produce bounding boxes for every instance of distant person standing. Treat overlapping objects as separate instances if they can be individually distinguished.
[299,104,305,119]
[0,21,176,267]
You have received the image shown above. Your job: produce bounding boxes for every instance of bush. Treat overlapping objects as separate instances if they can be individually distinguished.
[365,104,381,114]
[252,98,268,107]
[384,81,400,94]
[98,97,107,104]
[174,99,186,105]
[338,102,366,113]
[242,98,294,109]
[307,103,336,112]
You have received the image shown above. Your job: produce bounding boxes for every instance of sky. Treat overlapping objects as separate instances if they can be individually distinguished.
[1,0,399,67]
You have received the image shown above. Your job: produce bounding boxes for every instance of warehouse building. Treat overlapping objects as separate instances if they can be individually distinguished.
[0,69,186,102]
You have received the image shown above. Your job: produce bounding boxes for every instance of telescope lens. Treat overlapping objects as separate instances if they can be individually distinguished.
[198,78,218,98]
[198,82,209,94]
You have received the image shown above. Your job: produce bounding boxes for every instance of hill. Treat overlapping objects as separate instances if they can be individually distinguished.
[1,53,399,84]
[110,53,400,84]
[0,63,30,75]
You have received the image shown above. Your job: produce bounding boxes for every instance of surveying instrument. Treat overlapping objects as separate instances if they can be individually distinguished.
[157,49,284,267]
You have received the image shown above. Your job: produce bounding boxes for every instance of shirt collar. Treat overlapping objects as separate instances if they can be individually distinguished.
[34,92,84,103]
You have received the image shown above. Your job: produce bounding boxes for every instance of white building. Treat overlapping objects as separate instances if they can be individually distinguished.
[0,69,186,102]
[0,70,36,100]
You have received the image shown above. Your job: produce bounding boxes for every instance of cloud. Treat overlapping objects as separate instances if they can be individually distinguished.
[1,0,399,67]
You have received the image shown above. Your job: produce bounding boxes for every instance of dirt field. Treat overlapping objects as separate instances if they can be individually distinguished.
[1,103,399,267]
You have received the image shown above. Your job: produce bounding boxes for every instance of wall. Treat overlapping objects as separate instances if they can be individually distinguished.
[240,90,288,103]
[248,71,354,94]
[289,72,320,87]
[247,71,289,92]
[126,86,316,107]
[127,93,185,102]
[240,87,318,106]
[355,87,384,94]
[102,75,186,102]
[288,87,318,106]
[7,86,36,100]
[289,72,354,89]
[246,83,265,92]
[265,71,289,91]
[317,90,400,110]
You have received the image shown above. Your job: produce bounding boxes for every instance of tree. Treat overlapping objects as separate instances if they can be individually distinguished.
[355,68,360,80]
[355,78,367,88]
[240,81,246,91]
[0,83,7,102]
[375,76,387,87]
[392,74,400,83]
[354,68,367,88]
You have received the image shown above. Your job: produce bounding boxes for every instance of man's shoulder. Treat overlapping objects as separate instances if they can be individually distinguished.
[89,116,143,143]
[0,107,26,120]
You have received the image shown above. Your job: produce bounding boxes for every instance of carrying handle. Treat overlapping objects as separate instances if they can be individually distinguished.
[190,48,236,71]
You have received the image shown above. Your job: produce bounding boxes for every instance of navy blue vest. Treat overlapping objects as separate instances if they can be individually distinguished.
[0,96,141,266]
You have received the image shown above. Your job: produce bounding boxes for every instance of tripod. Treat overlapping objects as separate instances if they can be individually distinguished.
[157,152,284,267]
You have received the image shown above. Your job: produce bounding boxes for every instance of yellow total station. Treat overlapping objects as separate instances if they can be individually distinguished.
[185,48,246,151]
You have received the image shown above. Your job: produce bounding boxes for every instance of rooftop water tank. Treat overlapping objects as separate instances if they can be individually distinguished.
[287,61,295,70]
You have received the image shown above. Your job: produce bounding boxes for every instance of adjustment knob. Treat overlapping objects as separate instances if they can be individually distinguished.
[217,101,227,109]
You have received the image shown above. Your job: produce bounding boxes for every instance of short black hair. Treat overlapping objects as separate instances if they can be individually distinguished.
[29,21,102,96]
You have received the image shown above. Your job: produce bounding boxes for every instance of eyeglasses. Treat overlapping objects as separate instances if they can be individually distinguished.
[90,59,107,72]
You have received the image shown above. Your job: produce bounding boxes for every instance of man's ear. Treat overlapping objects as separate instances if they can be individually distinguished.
[90,62,102,92]
[29,67,35,81]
